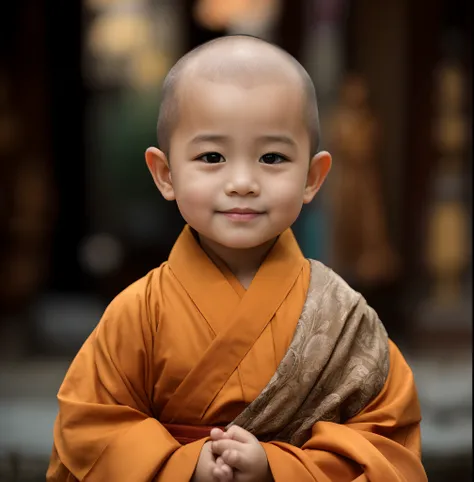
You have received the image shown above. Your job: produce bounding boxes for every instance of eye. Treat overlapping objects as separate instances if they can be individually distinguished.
[196,152,225,164]
[259,153,288,165]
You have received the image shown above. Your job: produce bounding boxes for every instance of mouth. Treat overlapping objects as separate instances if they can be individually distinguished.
[218,208,264,221]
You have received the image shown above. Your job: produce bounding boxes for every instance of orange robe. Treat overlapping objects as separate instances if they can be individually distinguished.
[47,226,426,481]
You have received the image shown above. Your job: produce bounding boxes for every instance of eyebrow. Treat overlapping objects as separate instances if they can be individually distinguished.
[258,135,297,148]
[189,134,297,148]
[190,134,228,144]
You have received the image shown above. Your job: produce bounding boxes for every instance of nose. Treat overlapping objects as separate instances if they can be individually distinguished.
[224,164,260,197]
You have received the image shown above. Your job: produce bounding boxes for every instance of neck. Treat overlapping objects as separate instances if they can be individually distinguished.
[197,234,278,289]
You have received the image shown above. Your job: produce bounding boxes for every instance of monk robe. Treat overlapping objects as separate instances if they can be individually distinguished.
[47,226,427,481]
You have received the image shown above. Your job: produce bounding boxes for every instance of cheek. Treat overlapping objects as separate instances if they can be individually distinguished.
[266,175,306,208]
[173,173,216,210]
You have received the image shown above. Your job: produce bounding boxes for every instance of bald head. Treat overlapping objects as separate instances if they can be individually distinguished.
[157,35,320,157]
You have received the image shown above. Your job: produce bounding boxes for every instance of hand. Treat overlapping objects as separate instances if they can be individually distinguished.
[210,426,273,482]
[191,441,224,482]
[209,429,234,482]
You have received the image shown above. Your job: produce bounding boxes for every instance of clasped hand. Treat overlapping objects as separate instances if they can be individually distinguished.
[192,425,273,482]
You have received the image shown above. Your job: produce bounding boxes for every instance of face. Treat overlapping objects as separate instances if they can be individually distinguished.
[148,75,330,250]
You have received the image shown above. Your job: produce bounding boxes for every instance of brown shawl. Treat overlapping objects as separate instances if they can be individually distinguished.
[228,260,390,447]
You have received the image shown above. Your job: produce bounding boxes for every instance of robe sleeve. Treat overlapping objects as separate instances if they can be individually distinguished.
[262,340,427,482]
[46,284,206,482]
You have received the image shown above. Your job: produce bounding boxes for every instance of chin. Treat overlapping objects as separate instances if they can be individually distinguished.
[214,233,275,251]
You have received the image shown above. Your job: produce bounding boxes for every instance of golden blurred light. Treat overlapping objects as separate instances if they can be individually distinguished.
[193,0,278,32]
[88,13,152,58]
[130,49,170,88]
[427,199,469,301]
[436,63,464,110]
[435,116,466,153]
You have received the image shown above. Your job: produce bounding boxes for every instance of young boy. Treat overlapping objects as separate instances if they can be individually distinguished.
[47,35,427,481]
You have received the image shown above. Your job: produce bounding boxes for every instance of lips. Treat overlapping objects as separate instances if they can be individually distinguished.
[223,208,263,214]
[218,208,264,221]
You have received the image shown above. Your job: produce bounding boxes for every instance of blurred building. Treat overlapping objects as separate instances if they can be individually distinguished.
[0,0,471,480]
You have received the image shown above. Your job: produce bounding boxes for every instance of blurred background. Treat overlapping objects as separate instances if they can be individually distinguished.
[0,0,471,480]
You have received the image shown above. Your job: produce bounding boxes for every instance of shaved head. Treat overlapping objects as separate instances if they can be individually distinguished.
[157,35,320,157]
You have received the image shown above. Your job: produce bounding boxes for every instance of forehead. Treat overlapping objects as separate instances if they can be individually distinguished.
[175,74,307,137]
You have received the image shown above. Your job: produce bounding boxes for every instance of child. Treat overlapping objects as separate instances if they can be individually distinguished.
[47,35,427,481]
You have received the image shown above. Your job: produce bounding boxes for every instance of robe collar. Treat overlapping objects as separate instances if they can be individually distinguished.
[168,225,305,335]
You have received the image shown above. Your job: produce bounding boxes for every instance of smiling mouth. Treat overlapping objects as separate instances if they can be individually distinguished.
[218,209,264,221]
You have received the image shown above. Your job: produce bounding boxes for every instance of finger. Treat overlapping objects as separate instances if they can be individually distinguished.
[226,425,255,444]
[216,456,227,468]
[221,448,247,472]
[220,462,233,479]
[211,428,233,442]
[212,464,233,482]
[210,428,226,440]
[211,439,243,456]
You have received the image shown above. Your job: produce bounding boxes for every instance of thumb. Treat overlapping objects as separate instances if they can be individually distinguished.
[211,428,232,440]
[225,425,255,443]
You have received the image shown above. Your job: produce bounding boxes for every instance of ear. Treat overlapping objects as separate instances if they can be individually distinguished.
[303,150,332,204]
[145,147,175,201]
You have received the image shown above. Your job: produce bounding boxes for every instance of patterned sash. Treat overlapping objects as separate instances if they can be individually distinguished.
[228,260,389,447]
